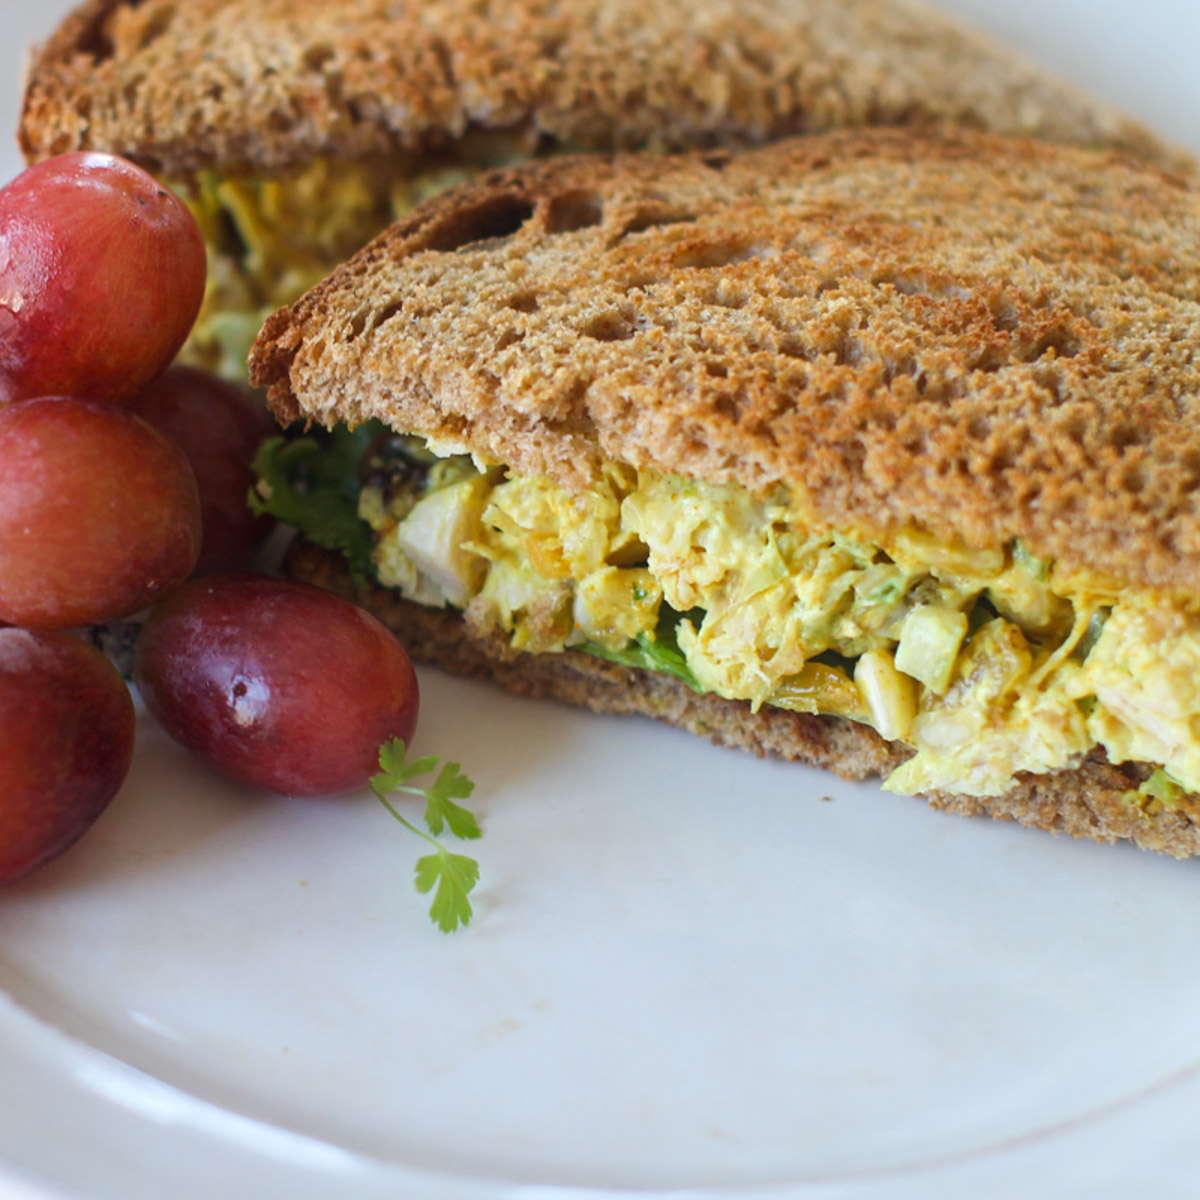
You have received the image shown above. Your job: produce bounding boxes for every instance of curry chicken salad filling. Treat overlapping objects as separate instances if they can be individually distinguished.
[180,159,475,379]
[255,427,1200,810]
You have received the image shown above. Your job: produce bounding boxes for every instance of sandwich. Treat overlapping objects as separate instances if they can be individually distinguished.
[19,0,1189,382]
[249,127,1200,856]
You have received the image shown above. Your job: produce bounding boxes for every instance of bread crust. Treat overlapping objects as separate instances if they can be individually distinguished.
[286,537,1200,857]
[20,0,1190,176]
[252,129,1200,592]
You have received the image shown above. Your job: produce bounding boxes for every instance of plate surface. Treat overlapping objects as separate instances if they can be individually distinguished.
[3,2,1200,1198]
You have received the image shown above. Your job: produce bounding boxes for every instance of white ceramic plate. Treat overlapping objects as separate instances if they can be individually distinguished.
[3,3,1200,1198]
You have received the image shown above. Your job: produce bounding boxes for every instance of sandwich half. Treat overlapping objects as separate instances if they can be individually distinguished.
[249,128,1200,856]
[20,0,1190,380]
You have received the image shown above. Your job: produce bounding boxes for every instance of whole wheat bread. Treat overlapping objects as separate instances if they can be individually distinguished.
[20,0,1190,176]
[253,129,1200,593]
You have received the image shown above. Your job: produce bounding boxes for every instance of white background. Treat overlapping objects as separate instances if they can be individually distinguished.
[1,2,1200,1199]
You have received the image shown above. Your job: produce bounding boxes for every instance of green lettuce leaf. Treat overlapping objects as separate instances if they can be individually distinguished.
[250,422,381,587]
[578,608,702,692]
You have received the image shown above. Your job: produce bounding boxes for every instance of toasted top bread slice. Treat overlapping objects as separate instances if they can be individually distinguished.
[20,0,1189,177]
[251,128,1200,593]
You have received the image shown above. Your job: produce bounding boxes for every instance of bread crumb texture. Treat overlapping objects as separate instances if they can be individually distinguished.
[21,0,1187,175]
[254,129,1200,592]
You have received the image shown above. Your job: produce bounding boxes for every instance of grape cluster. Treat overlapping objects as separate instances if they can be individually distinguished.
[0,153,420,885]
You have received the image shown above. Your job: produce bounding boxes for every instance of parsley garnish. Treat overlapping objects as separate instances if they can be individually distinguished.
[370,738,481,932]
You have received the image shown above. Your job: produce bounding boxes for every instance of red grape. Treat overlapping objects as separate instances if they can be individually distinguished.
[0,153,206,406]
[130,366,278,573]
[135,575,420,796]
[0,627,135,885]
[0,397,202,628]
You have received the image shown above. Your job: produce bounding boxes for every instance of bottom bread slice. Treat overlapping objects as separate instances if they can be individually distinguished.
[286,537,1200,859]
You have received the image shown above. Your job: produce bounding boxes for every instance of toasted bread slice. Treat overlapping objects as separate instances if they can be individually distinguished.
[20,0,1189,176]
[24,1,1190,387]
[253,129,1200,592]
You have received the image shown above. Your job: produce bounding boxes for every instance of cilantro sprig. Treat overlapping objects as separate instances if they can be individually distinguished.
[371,738,481,932]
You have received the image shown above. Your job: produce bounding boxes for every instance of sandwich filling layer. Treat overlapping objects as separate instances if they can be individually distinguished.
[176,139,529,378]
[255,426,1200,809]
